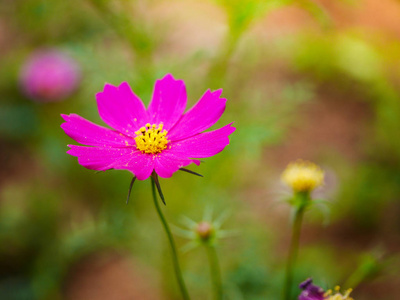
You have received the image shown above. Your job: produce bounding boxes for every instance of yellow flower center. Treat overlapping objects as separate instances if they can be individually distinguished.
[134,123,169,154]
[281,160,324,193]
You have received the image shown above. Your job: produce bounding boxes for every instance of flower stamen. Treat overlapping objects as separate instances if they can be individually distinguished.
[324,286,354,300]
[134,123,169,154]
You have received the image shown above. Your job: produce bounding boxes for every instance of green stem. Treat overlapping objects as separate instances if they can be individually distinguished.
[207,32,240,88]
[206,245,223,300]
[88,0,153,66]
[283,195,308,300]
[150,177,190,300]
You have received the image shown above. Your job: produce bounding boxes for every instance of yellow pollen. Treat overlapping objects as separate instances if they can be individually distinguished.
[324,286,354,300]
[281,159,324,193]
[134,123,168,154]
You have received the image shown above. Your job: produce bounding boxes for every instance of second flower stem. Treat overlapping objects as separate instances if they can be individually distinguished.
[283,196,307,300]
[151,177,190,300]
[206,245,223,300]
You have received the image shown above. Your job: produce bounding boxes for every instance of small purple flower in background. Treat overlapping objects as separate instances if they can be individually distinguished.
[299,278,325,300]
[299,278,354,300]
[61,74,235,180]
[20,49,80,102]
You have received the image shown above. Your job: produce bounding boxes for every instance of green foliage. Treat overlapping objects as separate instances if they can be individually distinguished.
[1,0,399,299]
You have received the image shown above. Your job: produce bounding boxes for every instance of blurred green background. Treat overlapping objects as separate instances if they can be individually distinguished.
[1,0,400,299]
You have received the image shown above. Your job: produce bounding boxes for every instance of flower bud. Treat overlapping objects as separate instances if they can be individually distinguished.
[195,221,214,241]
[281,160,324,194]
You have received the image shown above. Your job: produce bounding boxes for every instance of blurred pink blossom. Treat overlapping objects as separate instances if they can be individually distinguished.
[20,49,81,102]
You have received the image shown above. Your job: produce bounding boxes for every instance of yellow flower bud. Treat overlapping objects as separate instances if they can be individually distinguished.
[281,160,324,193]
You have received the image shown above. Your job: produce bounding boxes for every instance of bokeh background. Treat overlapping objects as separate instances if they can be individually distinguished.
[1,0,400,299]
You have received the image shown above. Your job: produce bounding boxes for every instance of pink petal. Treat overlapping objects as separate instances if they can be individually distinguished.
[61,114,135,147]
[96,82,148,136]
[169,123,236,158]
[154,150,201,178]
[67,145,155,180]
[168,89,226,141]
[147,74,187,130]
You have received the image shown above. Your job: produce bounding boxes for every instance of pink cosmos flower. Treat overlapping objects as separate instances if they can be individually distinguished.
[61,74,235,180]
[20,49,80,102]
